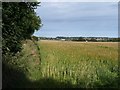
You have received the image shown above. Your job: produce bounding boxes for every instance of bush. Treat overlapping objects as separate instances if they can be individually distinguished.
[31,36,39,41]
[2,2,41,60]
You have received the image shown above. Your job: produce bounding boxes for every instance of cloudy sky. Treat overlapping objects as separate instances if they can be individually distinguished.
[34,2,118,38]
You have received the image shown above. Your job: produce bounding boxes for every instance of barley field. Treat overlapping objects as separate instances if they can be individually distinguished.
[11,40,118,88]
[35,40,119,88]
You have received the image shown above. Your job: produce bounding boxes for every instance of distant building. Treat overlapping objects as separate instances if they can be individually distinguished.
[61,39,65,41]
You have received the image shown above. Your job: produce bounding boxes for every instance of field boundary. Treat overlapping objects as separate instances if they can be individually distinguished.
[32,40,41,64]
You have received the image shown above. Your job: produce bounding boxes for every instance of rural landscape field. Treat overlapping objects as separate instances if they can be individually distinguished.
[7,40,118,88]
[2,2,119,89]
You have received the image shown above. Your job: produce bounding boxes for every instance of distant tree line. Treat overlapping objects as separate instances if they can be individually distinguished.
[38,36,120,42]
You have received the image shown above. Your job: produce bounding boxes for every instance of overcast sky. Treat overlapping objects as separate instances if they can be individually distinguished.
[33,2,118,38]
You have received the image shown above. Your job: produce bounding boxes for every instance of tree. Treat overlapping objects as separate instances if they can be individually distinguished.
[2,2,41,61]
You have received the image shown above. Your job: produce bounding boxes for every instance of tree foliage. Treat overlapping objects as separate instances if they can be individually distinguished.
[31,35,39,41]
[2,2,41,60]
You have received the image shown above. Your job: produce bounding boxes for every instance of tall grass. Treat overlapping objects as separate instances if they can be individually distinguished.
[38,40,118,88]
